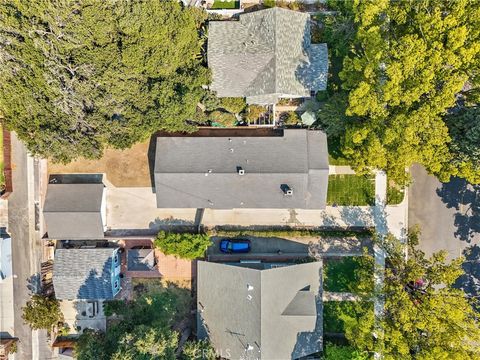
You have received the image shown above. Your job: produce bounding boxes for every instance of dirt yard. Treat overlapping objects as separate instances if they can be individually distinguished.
[48,138,155,187]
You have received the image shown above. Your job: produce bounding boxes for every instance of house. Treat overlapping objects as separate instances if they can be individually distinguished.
[154,129,329,209]
[43,175,106,239]
[207,7,328,104]
[53,248,121,300]
[197,261,322,360]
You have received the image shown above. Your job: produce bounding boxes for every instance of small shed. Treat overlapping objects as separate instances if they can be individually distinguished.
[301,110,317,126]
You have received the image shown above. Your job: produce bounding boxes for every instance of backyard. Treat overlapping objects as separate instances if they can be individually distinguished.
[327,175,375,206]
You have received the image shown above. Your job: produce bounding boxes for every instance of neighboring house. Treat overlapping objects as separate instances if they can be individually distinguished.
[208,7,328,104]
[197,261,322,360]
[53,248,121,300]
[154,129,329,209]
[43,175,106,239]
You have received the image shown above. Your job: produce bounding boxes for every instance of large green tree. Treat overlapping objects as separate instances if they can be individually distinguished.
[329,0,480,184]
[22,294,63,330]
[154,231,212,260]
[342,230,480,359]
[0,0,209,163]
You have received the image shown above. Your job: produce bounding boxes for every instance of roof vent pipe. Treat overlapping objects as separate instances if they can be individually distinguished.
[281,184,293,196]
[237,166,245,175]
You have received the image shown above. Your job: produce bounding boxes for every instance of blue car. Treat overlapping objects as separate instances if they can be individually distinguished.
[219,238,251,253]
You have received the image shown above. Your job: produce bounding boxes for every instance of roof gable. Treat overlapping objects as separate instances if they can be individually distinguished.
[208,8,328,103]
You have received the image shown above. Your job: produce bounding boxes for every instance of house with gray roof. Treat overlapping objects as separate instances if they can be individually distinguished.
[197,261,322,360]
[53,248,121,300]
[208,7,328,104]
[154,129,329,209]
[43,176,106,239]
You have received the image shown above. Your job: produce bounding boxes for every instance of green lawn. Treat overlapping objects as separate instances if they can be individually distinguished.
[327,175,375,206]
[327,136,351,165]
[323,301,373,333]
[210,0,240,9]
[387,182,405,205]
[323,257,363,293]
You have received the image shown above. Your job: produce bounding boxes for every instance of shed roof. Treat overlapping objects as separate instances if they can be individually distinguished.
[208,7,328,104]
[44,183,105,239]
[154,129,329,209]
[53,248,117,300]
[197,261,323,359]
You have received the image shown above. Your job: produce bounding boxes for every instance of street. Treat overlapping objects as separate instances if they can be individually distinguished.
[409,163,480,303]
[8,133,53,359]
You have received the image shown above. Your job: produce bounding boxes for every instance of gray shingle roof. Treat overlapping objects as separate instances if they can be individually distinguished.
[154,129,329,209]
[43,183,105,239]
[197,261,323,360]
[208,7,328,104]
[53,248,117,300]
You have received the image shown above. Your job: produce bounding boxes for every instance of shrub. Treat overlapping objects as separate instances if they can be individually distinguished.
[154,231,212,260]
[245,105,267,122]
[103,300,126,317]
[282,111,300,125]
[22,294,63,330]
[208,111,237,127]
[219,97,246,114]
[200,90,221,112]
[263,0,276,8]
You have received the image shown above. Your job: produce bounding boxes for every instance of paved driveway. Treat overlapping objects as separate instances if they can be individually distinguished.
[409,164,480,303]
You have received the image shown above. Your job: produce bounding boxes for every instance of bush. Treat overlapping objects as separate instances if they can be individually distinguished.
[282,111,300,125]
[245,105,267,122]
[201,90,221,112]
[22,294,63,330]
[103,300,126,316]
[219,97,246,114]
[208,110,237,127]
[263,0,276,8]
[323,343,369,360]
[154,231,212,260]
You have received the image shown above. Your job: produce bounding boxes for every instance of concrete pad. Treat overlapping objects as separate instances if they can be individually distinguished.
[60,300,106,334]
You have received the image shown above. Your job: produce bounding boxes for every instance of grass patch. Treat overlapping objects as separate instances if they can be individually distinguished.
[0,124,4,188]
[323,257,363,292]
[327,175,375,206]
[210,0,239,9]
[327,136,351,165]
[387,181,405,205]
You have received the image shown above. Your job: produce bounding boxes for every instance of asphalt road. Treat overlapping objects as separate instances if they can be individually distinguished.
[8,133,52,359]
[409,163,480,302]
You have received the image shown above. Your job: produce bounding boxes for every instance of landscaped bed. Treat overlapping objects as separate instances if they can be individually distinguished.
[387,181,405,205]
[327,174,375,206]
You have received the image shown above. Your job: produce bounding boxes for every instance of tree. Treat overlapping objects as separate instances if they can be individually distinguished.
[154,231,212,260]
[219,97,246,114]
[22,294,63,330]
[343,230,480,359]
[323,343,369,360]
[445,106,480,184]
[181,339,216,360]
[333,0,480,184]
[0,0,209,163]
[75,330,109,360]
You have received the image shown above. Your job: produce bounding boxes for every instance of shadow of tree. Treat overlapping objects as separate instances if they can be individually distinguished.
[436,178,480,242]
[455,245,480,311]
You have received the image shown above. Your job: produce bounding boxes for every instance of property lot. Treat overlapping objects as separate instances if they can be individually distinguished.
[48,137,155,187]
[207,234,371,261]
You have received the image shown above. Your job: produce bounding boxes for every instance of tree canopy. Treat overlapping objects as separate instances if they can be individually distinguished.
[22,294,63,330]
[0,0,209,163]
[341,230,480,359]
[154,231,212,260]
[320,0,480,184]
[76,283,213,360]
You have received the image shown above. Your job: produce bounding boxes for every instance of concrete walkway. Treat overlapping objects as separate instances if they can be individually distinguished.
[328,165,356,175]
